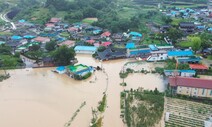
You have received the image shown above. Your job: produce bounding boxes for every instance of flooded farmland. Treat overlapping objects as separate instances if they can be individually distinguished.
[0,54,167,127]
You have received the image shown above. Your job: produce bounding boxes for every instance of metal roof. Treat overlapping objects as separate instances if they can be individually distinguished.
[168,50,193,57]
[74,46,97,51]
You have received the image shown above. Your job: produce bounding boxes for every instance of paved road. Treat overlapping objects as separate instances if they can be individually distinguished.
[0,12,16,30]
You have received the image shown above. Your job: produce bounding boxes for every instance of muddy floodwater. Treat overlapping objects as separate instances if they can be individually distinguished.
[0,54,167,127]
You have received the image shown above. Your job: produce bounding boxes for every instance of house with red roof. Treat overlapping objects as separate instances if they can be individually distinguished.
[102,42,112,47]
[45,23,55,27]
[49,18,61,23]
[58,40,75,48]
[189,64,208,74]
[169,76,212,98]
[101,31,111,38]
[33,37,50,43]
[68,27,79,33]
[86,40,95,44]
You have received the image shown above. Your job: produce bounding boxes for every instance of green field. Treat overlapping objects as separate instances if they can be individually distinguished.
[82,18,98,24]
[178,41,193,48]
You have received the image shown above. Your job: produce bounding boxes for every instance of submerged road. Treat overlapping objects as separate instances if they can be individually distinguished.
[0,12,16,30]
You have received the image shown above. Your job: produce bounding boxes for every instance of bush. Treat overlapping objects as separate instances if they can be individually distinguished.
[155,67,164,74]
[92,52,97,58]
[98,94,107,112]
[126,68,133,73]
[120,82,127,86]
[97,46,106,52]
[119,72,128,78]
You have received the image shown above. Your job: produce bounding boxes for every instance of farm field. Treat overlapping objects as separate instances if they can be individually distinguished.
[165,97,212,127]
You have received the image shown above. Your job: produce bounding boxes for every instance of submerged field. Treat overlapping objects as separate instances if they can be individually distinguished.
[0,54,166,127]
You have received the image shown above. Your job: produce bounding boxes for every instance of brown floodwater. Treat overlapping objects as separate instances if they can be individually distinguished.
[0,54,167,127]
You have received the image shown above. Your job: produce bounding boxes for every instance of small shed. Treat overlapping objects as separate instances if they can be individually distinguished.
[56,66,66,74]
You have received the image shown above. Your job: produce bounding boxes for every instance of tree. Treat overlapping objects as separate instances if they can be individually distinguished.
[52,45,75,66]
[188,36,201,52]
[29,44,40,51]
[166,28,183,44]
[162,16,173,24]
[26,50,43,62]
[0,44,12,55]
[200,33,212,50]
[45,41,57,51]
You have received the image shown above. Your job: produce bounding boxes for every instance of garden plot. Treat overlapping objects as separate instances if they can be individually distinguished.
[165,97,212,127]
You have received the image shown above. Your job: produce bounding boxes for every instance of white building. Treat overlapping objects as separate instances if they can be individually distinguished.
[147,50,168,61]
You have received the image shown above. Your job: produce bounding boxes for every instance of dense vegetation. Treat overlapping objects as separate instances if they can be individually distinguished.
[122,88,164,127]
[13,0,164,32]
[52,45,75,66]
[0,44,24,69]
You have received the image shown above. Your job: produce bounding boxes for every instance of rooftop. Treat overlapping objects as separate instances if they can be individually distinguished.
[50,18,61,23]
[169,76,212,89]
[126,42,135,49]
[129,32,142,37]
[102,42,112,47]
[56,66,65,71]
[101,31,111,37]
[58,40,75,47]
[164,70,196,73]
[189,64,208,70]
[11,35,22,40]
[149,44,158,51]
[74,46,97,51]
[68,64,89,73]
[33,37,50,43]
[168,50,193,57]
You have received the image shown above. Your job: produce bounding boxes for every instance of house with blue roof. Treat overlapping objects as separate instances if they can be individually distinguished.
[126,43,135,49]
[196,25,205,30]
[148,44,158,51]
[56,66,66,74]
[19,19,26,23]
[208,28,212,32]
[23,35,36,39]
[168,50,193,58]
[176,56,201,64]
[126,46,150,57]
[74,46,97,54]
[11,35,22,40]
[164,70,196,77]
[129,32,142,37]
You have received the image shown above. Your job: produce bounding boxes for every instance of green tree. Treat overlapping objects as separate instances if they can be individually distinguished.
[200,33,212,50]
[162,16,173,24]
[26,50,43,61]
[29,44,40,51]
[166,28,183,44]
[52,45,75,66]
[45,41,57,52]
[0,44,12,55]
[188,36,201,52]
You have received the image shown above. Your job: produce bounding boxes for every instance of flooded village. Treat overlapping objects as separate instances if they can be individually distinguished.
[0,0,212,127]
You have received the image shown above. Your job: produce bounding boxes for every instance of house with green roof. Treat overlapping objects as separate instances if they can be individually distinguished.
[67,64,94,80]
